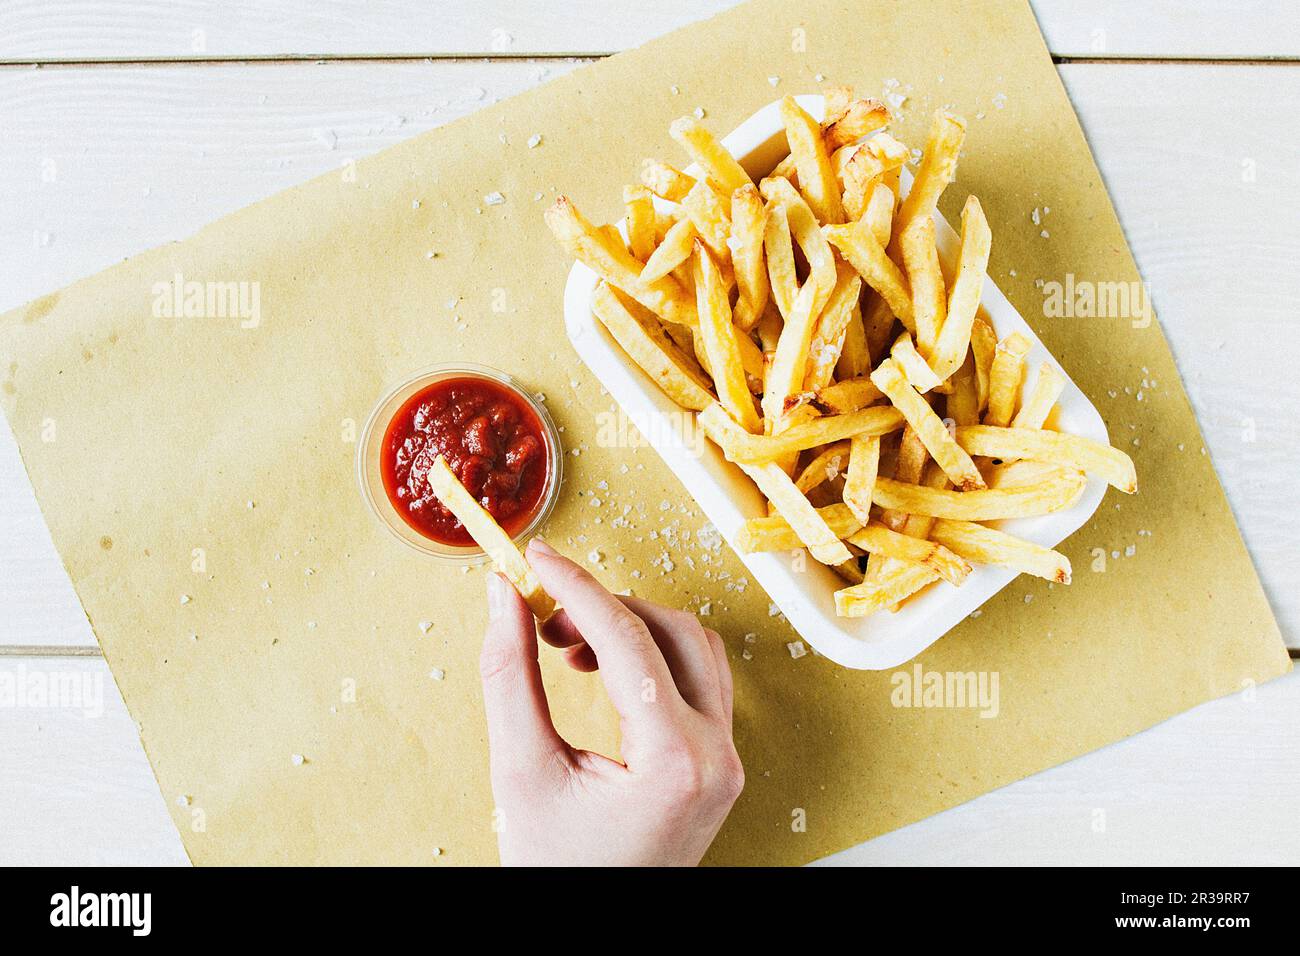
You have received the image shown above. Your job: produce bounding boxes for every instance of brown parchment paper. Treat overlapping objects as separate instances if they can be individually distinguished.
[1,0,1289,866]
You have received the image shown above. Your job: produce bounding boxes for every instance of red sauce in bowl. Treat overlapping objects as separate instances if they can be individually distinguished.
[380,376,551,547]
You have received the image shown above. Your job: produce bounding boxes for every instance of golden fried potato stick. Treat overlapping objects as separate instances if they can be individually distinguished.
[738,462,853,565]
[871,471,1087,520]
[426,457,555,621]
[984,331,1032,426]
[669,116,752,194]
[812,376,883,414]
[871,358,986,491]
[889,332,944,393]
[899,216,946,358]
[730,184,770,331]
[843,433,881,523]
[1012,362,1066,430]
[623,184,657,261]
[794,441,851,494]
[834,562,939,618]
[954,425,1137,493]
[983,459,1077,489]
[947,353,982,427]
[640,217,698,283]
[700,402,904,463]
[763,202,797,320]
[736,502,863,553]
[803,262,863,391]
[891,109,967,247]
[970,315,998,412]
[546,197,697,328]
[930,196,992,381]
[930,519,1072,584]
[693,243,761,433]
[825,221,915,331]
[640,159,698,201]
[823,85,855,123]
[824,97,891,152]
[780,95,845,224]
[836,300,871,380]
[680,179,732,261]
[591,283,715,411]
[846,522,971,585]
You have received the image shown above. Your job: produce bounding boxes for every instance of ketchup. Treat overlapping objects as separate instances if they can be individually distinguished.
[381,377,550,546]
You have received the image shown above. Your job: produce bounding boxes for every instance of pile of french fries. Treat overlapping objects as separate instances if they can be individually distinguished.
[546,88,1136,619]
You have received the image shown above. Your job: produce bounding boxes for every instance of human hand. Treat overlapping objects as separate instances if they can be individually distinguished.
[479,538,743,866]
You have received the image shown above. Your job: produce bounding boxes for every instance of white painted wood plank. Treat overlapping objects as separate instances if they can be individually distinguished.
[3,655,1294,865]
[1,60,1294,647]
[0,657,189,865]
[1057,63,1300,645]
[1,1,1297,60]
[815,669,1300,865]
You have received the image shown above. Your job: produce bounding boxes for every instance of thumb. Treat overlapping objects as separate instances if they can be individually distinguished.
[480,572,568,774]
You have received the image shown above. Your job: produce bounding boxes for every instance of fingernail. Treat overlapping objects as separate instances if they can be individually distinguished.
[528,538,558,557]
[486,573,506,620]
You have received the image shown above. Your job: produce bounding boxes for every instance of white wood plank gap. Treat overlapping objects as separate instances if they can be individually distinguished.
[0,1,1298,61]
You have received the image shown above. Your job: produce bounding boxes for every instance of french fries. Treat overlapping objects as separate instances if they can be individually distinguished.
[547,93,1137,623]
[591,284,714,411]
[426,457,555,621]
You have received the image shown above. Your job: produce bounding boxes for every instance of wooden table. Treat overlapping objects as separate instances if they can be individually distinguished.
[1,0,1295,865]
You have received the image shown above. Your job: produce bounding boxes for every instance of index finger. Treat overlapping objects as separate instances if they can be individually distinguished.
[526,540,683,726]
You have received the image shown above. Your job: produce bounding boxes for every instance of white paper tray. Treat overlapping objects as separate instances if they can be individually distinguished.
[562,95,1110,669]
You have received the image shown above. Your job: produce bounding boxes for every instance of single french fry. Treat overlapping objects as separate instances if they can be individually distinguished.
[899,216,946,358]
[670,116,751,194]
[836,301,871,379]
[693,243,761,432]
[892,109,966,244]
[812,376,883,414]
[591,283,714,411]
[862,292,898,365]
[739,462,853,565]
[843,433,880,523]
[730,184,770,330]
[929,196,992,381]
[825,222,915,331]
[780,95,845,224]
[954,425,1137,493]
[947,352,982,427]
[427,457,555,621]
[700,402,904,463]
[623,184,657,261]
[862,181,895,246]
[640,217,698,283]
[982,459,1076,489]
[889,332,944,393]
[803,262,862,391]
[824,97,891,151]
[546,197,697,328]
[681,180,732,260]
[985,331,1032,426]
[834,562,939,618]
[794,441,851,493]
[970,315,998,412]
[871,471,1087,520]
[871,358,986,491]
[930,519,1072,584]
[756,300,783,355]
[640,159,697,201]
[847,522,970,585]
[763,203,797,319]
[736,502,862,553]
[1012,362,1066,430]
